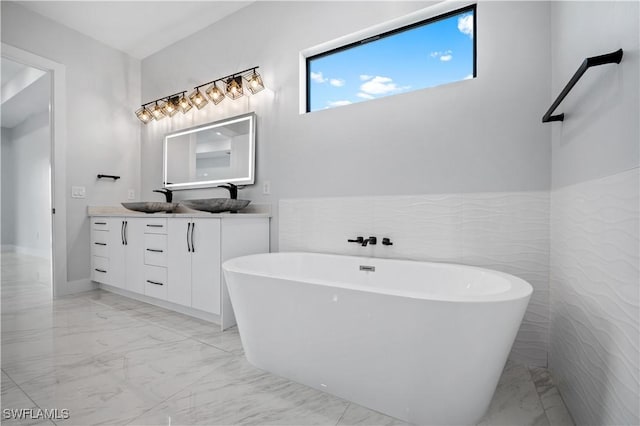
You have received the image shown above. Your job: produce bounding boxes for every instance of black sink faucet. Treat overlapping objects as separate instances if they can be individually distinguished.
[153,188,173,203]
[218,183,238,200]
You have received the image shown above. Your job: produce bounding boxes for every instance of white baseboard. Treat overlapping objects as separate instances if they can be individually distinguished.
[98,283,225,329]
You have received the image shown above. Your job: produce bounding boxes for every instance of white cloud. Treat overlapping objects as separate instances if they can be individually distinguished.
[357,92,375,99]
[359,74,373,81]
[430,50,453,61]
[327,100,352,107]
[464,74,474,80]
[310,71,327,83]
[329,78,345,87]
[458,14,473,38]
[360,76,405,95]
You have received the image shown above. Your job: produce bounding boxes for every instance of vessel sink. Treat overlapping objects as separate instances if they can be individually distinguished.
[121,202,179,214]
[181,198,250,213]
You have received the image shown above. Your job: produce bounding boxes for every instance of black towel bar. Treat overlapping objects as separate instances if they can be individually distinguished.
[542,48,623,123]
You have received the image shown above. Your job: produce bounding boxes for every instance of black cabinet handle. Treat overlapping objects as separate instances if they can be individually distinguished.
[146,248,164,253]
[95,268,107,273]
[121,221,125,245]
[94,242,107,246]
[146,224,163,228]
[190,222,195,252]
[124,221,128,245]
[95,222,107,225]
[146,280,163,286]
[187,222,192,252]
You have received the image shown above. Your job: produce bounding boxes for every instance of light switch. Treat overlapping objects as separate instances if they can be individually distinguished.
[263,181,271,195]
[127,189,135,200]
[71,186,86,198]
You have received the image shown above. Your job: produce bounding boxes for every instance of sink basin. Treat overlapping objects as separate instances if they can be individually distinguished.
[181,198,250,213]
[121,202,178,214]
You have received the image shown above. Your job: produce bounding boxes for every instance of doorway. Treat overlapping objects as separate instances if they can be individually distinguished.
[1,44,67,299]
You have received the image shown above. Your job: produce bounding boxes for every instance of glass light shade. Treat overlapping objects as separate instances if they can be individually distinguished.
[150,102,166,120]
[177,94,192,114]
[161,98,180,117]
[205,83,225,105]
[135,106,153,124]
[189,89,208,110]
[226,76,244,100]
[246,71,264,94]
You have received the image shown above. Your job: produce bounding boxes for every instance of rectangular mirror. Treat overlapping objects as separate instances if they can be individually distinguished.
[163,112,255,190]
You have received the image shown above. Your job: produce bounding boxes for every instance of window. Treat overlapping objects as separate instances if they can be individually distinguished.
[306,5,476,112]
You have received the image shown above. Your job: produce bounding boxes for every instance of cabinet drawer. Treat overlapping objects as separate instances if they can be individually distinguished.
[92,219,109,231]
[144,265,167,300]
[91,230,108,257]
[143,218,167,234]
[144,234,167,266]
[92,256,109,284]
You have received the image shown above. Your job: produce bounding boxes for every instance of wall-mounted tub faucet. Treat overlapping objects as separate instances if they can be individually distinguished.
[348,236,364,244]
[362,236,377,247]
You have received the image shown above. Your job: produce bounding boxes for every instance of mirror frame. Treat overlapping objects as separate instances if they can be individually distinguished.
[163,112,256,190]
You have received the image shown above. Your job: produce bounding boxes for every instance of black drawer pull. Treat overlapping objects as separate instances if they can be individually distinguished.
[95,268,107,273]
[146,248,164,253]
[94,242,107,246]
[94,222,107,225]
[146,224,164,228]
[146,280,163,286]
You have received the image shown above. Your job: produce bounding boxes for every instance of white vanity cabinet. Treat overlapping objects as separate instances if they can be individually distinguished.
[167,218,221,314]
[89,213,269,329]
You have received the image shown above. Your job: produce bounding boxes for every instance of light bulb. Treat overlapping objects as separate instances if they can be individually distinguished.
[161,97,180,117]
[246,70,264,94]
[189,89,208,109]
[135,106,153,124]
[205,83,225,105]
[150,102,166,120]
[177,94,192,114]
[225,76,244,100]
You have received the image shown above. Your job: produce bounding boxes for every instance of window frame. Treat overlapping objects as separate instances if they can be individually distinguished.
[304,4,477,113]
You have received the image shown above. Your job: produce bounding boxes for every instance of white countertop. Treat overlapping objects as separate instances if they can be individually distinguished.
[87,203,271,218]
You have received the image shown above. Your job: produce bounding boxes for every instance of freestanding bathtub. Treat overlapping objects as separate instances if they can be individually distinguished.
[223,252,532,425]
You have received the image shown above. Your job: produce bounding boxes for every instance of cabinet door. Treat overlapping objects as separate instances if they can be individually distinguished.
[124,218,145,294]
[191,219,221,315]
[106,218,126,288]
[167,218,192,306]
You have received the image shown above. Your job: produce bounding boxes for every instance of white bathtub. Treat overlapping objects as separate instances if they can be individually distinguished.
[223,252,532,425]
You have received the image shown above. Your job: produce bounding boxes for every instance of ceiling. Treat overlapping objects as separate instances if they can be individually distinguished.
[17,1,253,59]
[1,58,49,128]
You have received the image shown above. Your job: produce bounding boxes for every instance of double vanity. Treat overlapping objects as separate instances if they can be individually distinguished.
[89,209,269,329]
[90,111,267,329]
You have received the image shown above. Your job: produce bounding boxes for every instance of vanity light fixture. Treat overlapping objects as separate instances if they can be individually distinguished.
[161,96,180,117]
[134,67,264,124]
[188,88,209,110]
[177,93,193,114]
[225,75,244,100]
[205,82,225,105]
[246,69,264,94]
[135,106,153,124]
[150,101,166,120]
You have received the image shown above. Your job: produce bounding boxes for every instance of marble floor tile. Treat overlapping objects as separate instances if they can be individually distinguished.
[2,253,574,426]
[337,403,409,426]
[477,362,549,426]
[129,356,350,426]
[0,371,54,426]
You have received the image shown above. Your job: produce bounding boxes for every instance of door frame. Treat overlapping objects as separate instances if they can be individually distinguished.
[2,43,67,297]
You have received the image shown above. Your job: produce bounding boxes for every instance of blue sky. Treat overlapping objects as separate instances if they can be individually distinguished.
[308,10,475,112]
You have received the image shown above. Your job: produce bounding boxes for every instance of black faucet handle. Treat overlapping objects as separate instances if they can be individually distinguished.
[348,237,364,243]
[382,237,393,246]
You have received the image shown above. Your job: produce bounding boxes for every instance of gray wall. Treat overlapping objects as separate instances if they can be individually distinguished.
[1,111,51,258]
[140,1,552,251]
[549,1,639,425]
[1,128,15,246]
[1,1,142,282]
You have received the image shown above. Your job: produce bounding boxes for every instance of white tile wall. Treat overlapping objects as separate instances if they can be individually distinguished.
[280,191,550,366]
[550,167,639,426]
